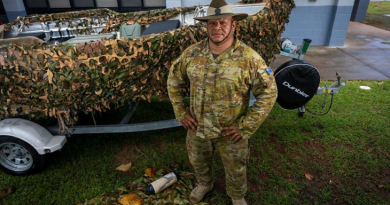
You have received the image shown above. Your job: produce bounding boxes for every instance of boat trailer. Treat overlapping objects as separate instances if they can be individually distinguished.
[0,5,345,175]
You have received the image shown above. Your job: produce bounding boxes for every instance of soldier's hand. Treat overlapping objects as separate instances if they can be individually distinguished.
[180,116,198,131]
[222,125,243,142]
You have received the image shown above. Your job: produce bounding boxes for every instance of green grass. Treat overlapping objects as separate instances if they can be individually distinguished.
[367,1,390,15]
[364,1,390,31]
[0,80,389,205]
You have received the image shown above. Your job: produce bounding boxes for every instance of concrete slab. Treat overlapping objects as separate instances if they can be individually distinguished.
[270,22,390,80]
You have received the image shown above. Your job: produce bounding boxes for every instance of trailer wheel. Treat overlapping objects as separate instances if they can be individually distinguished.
[0,136,44,175]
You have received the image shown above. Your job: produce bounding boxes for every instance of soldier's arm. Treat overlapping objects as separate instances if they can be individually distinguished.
[238,57,278,139]
[167,54,190,121]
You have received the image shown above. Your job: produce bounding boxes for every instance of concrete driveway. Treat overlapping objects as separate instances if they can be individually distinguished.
[270,22,390,80]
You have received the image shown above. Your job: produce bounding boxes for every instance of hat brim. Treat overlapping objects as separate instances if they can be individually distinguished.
[194,13,248,22]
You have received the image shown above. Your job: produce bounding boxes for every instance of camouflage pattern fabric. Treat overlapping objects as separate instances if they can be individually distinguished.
[167,38,278,140]
[186,129,250,199]
[82,168,209,205]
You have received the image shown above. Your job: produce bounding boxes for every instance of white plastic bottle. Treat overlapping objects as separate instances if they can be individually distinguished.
[144,172,181,195]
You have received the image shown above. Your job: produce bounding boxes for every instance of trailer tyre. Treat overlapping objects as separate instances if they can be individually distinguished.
[0,136,44,175]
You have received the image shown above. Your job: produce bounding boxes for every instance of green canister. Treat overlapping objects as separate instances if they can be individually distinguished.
[301,39,312,54]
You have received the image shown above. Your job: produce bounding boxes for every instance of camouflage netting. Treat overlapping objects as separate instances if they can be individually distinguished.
[0,0,295,131]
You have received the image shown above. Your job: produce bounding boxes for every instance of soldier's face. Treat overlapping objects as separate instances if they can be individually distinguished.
[207,17,236,43]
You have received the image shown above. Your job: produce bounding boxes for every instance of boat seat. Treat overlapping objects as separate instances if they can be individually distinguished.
[141,20,180,36]
[120,23,141,39]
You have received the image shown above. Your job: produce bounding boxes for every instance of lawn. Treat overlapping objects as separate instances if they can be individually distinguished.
[0,80,389,205]
[364,1,390,31]
[367,1,390,15]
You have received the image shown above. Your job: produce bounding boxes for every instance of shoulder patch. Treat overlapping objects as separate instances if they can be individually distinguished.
[266,67,273,75]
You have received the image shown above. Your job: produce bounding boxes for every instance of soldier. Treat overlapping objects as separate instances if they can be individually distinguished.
[167,0,278,204]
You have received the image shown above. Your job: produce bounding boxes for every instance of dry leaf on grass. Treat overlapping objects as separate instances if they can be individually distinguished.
[377,184,384,188]
[305,173,314,181]
[116,163,132,172]
[119,193,143,205]
[95,89,103,95]
[145,167,157,178]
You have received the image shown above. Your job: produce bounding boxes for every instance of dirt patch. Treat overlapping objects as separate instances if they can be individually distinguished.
[377,167,390,200]
[303,140,327,154]
[364,14,390,31]
[268,134,287,154]
[213,177,226,194]
[114,141,147,177]
[288,140,330,169]
[247,181,260,194]
[328,141,353,151]
[313,123,325,130]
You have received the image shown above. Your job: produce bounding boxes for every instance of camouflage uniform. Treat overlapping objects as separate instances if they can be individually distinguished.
[167,38,277,198]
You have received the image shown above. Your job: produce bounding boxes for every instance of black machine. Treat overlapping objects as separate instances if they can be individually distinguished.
[274,38,345,116]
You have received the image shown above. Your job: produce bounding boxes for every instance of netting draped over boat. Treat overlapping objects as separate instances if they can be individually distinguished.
[0,0,295,131]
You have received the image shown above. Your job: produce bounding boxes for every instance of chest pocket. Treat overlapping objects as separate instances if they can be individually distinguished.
[186,57,207,83]
[217,60,249,92]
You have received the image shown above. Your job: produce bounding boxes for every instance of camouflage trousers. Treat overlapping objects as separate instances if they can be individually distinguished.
[186,129,250,199]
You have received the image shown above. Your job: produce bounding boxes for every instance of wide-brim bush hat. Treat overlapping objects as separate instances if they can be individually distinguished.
[194,0,248,22]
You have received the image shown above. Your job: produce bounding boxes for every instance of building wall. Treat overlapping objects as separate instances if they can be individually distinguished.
[167,0,356,47]
[282,0,354,46]
[350,0,369,22]
[2,0,26,22]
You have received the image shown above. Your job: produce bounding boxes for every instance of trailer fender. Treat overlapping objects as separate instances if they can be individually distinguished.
[0,118,66,155]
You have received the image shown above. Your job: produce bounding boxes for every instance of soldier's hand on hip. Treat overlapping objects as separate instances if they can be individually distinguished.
[180,115,198,131]
[222,125,243,142]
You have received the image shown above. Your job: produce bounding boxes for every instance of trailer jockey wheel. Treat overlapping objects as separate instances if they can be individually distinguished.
[274,60,320,110]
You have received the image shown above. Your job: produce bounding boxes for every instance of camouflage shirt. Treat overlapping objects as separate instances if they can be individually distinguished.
[167,38,277,139]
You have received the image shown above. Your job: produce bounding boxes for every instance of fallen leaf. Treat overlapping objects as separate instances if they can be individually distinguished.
[118,193,143,205]
[95,89,103,95]
[305,173,314,181]
[145,167,157,178]
[377,184,384,188]
[116,163,132,172]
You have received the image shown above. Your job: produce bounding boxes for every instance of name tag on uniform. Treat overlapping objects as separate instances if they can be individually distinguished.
[266,67,273,75]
